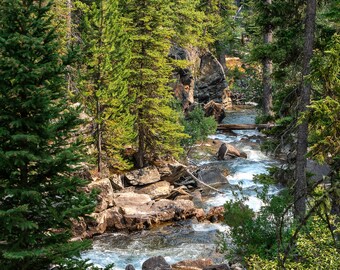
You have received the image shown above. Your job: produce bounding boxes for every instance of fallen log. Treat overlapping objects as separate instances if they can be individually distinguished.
[217,123,275,131]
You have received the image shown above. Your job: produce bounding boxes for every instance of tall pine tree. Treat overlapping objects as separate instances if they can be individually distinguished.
[122,0,188,168]
[0,0,95,268]
[77,0,134,172]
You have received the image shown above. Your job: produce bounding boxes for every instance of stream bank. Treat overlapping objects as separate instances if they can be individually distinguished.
[81,107,281,269]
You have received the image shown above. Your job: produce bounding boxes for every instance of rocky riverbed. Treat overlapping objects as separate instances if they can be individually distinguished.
[80,108,281,269]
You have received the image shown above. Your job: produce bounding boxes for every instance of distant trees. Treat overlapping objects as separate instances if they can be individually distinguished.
[0,0,95,268]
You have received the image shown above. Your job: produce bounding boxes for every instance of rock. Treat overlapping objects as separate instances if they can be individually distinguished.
[88,207,126,234]
[125,265,136,270]
[169,45,201,111]
[166,186,191,200]
[172,258,213,270]
[136,181,173,199]
[195,52,228,104]
[197,167,229,186]
[222,89,233,109]
[156,160,188,183]
[125,166,161,186]
[204,100,226,123]
[217,143,228,160]
[225,144,242,158]
[113,192,152,206]
[203,264,231,270]
[88,178,114,213]
[206,206,225,222]
[142,256,171,270]
[230,263,244,270]
[110,174,124,190]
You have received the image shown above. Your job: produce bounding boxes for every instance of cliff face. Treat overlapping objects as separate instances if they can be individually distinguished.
[169,45,231,110]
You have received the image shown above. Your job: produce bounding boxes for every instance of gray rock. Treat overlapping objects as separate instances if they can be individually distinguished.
[198,167,229,186]
[125,166,161,186]
[195,52,228,104]
[142,256,171,270]
[125,264,135,270]
[136,181,173,199]
[203,264,231,270]
[88,178,114,213]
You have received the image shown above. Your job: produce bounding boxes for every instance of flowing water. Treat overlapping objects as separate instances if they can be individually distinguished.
[81,108,281,269]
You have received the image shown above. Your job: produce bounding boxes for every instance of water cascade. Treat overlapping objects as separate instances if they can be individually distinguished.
[82,108,281,269]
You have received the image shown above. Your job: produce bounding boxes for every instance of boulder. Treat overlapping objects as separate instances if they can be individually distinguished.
[156,160,188,183]
[195,52,228,104]
[88,207,125,234]
[142,256,171,270]
[125,265,136,270]
[225,144,244,158]
[230,263,244,270]
[172,258,213,270]
[113,192,152,206]
[204,101,226,123]
[88,178,114,212]
[166,186,191,200]
[206,206,225,222]
[125,166,161,186]
[203,264,231,270]
[197,167,229,186]
[110,174,124,190]
[136,181,173,199]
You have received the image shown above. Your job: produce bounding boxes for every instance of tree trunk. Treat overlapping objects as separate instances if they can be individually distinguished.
[135,124,145,168]
[262,0,273,117]
[294,0,316,221]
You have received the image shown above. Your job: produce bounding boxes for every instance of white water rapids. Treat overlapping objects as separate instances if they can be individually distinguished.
[81,109,281,269]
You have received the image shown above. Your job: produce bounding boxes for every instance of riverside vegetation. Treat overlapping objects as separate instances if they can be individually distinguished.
[0,0,339,270]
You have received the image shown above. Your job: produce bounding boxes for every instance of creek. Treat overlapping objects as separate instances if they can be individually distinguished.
[81,108,281,269]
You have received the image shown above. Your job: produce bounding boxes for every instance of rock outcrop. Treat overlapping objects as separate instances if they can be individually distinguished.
[125,166,161,186]
[195,52,228,105]
[169,46,230,111]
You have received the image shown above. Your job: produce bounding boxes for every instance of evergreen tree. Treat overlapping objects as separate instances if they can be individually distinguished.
[122,0,188,168]
[0,0,95,268]
[77,0,134,172]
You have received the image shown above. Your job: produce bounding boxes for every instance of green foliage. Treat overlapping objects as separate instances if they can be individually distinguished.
[121,0,189,167]
[181,106,217,147]
[77,0,135,171]
[247,216,340,270]
[0,0,96,269]
[221,188,292,261]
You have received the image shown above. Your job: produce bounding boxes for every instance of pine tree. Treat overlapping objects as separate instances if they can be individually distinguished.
[0,1,95,268]
[77,0,134,172]
[122,0,188,168]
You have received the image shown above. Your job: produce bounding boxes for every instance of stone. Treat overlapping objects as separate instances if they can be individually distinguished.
[88,207,125,234]
[88,178,114,212]
[125,265,136,270]
[156,160,188,183]
[217,143,228,160]
[142,256,171,270]
[197,167,229,186]
[225,144,242,158]
[125,166,161,186]
[110,174,124,190]
[206,206,225,222]
[230,263,244,270]
[203,264,231,270]
[204,100,226,123]
[136,181,173,199]
[172,258,213,270]
[195,52,228,104]
[113,192,152,206]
